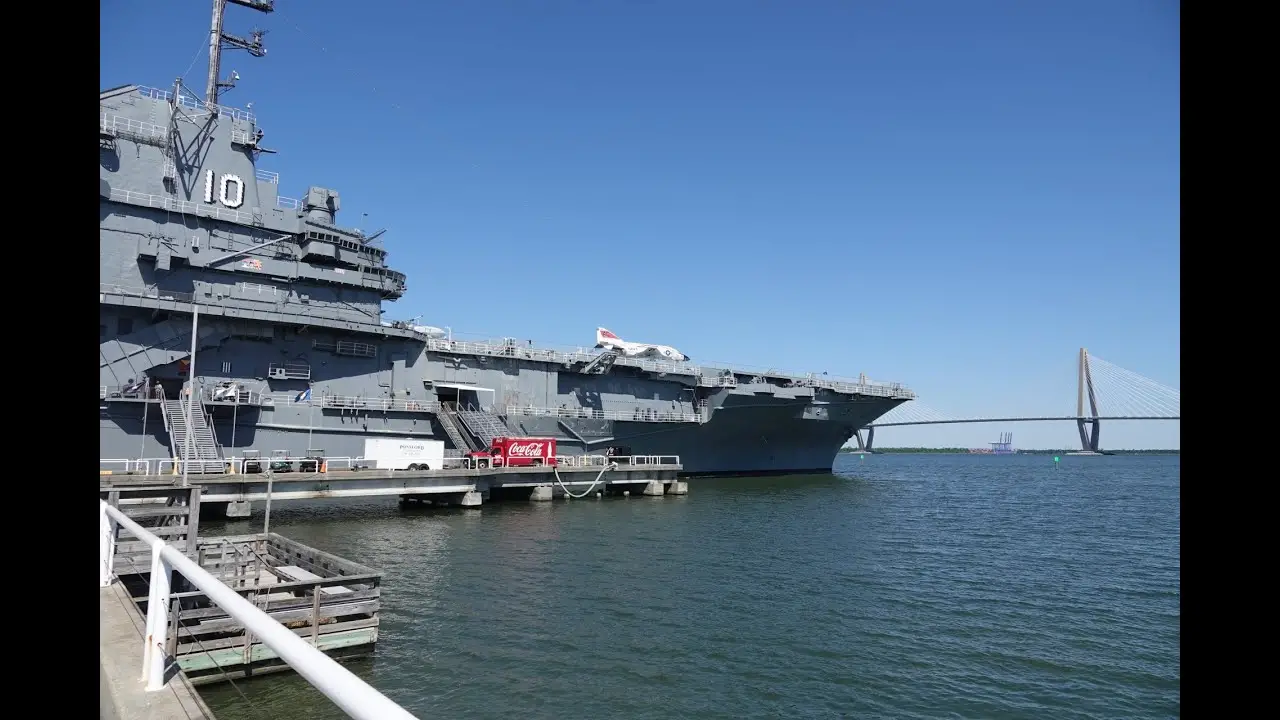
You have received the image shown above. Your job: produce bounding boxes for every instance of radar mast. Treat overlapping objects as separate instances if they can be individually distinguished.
[205,0,276,107]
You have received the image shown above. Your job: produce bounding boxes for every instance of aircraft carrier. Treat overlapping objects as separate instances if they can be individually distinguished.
[99,0,916,477]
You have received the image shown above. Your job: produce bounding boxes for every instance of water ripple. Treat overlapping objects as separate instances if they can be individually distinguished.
[200,454,1179,720]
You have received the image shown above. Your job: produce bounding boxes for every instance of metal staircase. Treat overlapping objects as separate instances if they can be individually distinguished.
[456,409,514,447]
[436,403,478,452]
[161,385,226,474]
[577,350,618,375]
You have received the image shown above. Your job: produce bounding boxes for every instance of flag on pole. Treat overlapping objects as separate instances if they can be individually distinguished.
[295,388,312,403]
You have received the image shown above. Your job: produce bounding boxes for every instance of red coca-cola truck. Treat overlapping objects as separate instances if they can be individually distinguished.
[464,436,558,469]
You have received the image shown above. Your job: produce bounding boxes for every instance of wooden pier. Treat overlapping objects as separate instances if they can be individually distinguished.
[176,533,382,684]
[102,487,386,689]
[112,530,383,686]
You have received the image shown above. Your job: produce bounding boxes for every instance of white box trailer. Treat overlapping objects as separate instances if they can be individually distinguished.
[362,438,445,471]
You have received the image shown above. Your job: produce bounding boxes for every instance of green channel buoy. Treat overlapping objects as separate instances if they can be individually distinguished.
[1053,456,1060,469]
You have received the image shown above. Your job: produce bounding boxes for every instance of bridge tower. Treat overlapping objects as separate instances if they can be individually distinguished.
[853,425,875,453]
[1076,347,1102,453]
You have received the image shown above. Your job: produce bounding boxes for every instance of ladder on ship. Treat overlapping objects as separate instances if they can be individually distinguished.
[160,385,226,474]
[577,350,618,375]
[436,403,478,452]
[456,409,515,448]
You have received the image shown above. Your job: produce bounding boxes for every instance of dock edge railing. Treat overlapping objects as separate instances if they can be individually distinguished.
[99,501,418,720]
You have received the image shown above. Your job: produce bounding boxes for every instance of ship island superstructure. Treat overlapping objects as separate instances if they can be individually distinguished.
[99,0,916,476]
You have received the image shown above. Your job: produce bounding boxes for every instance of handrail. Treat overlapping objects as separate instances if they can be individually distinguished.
[505,404,703,423]
[134,85,257,123]
[552,454,681,468]
[261,391,439,413]
[100,454,684,474]
[108,187,258,225]
[423,336,916,399]
[100,502,418,719]
[195,379,225,459]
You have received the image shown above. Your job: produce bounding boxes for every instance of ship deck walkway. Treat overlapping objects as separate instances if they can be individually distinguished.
[100,580,215,720]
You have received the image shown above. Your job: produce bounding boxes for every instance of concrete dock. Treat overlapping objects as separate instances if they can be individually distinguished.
[101,460,685,517]
[100,581,215,720]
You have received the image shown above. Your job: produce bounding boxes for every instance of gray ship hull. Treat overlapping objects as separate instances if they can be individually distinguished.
[99,391,903,476]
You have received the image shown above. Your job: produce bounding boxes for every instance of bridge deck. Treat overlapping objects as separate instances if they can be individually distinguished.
[100,581,215,720]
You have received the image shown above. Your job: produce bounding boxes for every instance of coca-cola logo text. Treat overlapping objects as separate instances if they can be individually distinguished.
[507,442,546,457]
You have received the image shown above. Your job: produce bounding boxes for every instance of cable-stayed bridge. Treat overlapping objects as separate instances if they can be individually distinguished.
[856,348,1179,454]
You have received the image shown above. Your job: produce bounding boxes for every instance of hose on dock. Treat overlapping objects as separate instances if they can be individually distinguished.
[551,462,616,499]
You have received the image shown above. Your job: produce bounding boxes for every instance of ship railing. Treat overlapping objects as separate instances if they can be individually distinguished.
[101,383,162,400]
[260,392,439,413]
[553,454,681,468]
[241,281,283,296]
[222,455,365,473]
[100,282,198,305]
[453,402,502,414]
[134,85,258,124]
[99,502,418,719]
[267,362,312,380]
[100,113,166,141]
[505,405,703,423]
[426,337,597,365]
[99,459,152,475]
[146,455,368,476]
[100,282,407,335]
[153,458,209,476]
[108,187,258,225]
[198,384,227,461]
[612,356,700,377]
[114,455,680,475]
[255,168,280,184]
[278,195,303,210]
[423,335,915,400]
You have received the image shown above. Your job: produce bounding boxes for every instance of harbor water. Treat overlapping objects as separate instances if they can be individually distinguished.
[199,453,1180,719]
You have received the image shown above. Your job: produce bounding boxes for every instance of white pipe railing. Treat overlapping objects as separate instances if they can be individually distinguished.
[505,404,703,423]
[552,454,681,468]
[99,502,418,719]
[100,458,152,475]
[138,455,368,476]
[102,454,685,475]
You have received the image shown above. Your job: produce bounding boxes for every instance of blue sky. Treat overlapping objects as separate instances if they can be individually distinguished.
[101,0,1180,450]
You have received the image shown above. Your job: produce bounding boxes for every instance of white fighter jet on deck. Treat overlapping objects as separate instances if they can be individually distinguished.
[594,327,690,362]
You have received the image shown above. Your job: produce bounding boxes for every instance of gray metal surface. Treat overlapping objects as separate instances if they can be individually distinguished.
[100,0,915,477]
